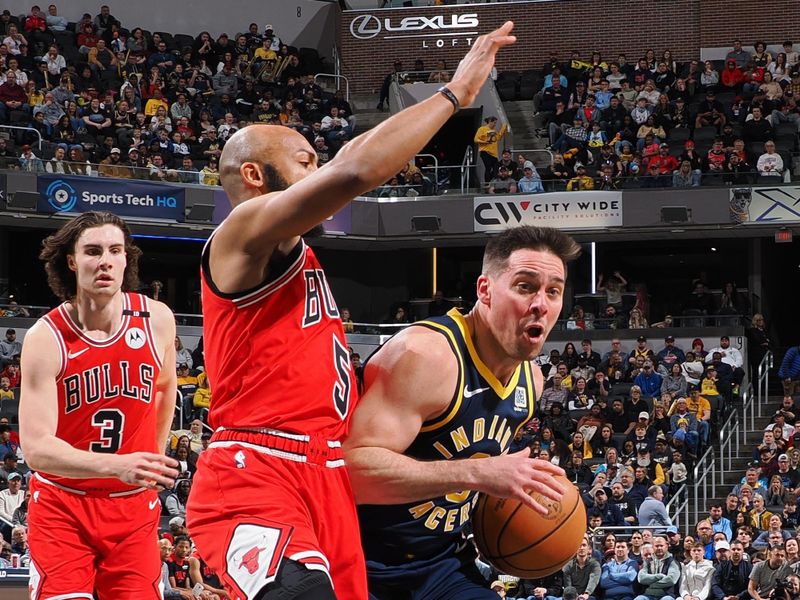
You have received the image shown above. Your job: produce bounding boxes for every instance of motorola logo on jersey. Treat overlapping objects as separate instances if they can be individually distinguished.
[45,179,78,212]
[125,327,146,350]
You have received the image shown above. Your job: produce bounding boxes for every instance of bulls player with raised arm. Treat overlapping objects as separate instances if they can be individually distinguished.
[186,22,518,600]
[19,211,179,599]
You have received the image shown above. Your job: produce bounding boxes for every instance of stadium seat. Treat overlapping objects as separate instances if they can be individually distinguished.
[173,34,195,51]
[519,70,540,100]
[154,31,177,51]
[496,78,517,101]
[667,127,690,144]
[693,126,717,143]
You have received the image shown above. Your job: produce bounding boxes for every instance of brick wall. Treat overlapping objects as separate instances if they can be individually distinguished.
[338,0,798,96]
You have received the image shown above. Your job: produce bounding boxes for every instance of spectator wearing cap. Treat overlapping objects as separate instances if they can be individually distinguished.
[567,163,594,191]
[0,329,20,369]
[775,451,800,490]
[0,471,23,527]
[695,91,725,130]
[552,116,589,156]
[711,539,752,600]
[670,399,700,448]
[593,487,625,527]
[98,146,133,178]
[0,451,19,489]
[635,360,663,399]
[656,336,687,374]
[648,144,679,184]
[518,161,544,193]
[488,165,518,194]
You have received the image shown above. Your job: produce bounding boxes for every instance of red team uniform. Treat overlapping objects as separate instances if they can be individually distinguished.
[187,238,368,599]
[27,292,164,599]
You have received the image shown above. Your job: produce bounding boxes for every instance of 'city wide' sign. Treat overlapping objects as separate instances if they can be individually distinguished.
[473,191,623,232]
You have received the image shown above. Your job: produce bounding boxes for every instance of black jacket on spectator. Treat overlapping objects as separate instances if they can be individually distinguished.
[742,118,773,144]
[541,85,570,112]
[711,559,752,600]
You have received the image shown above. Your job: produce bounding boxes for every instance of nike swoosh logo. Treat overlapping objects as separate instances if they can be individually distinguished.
[67,348,89,359]
[463,387,490,399]
[149,499,159,510]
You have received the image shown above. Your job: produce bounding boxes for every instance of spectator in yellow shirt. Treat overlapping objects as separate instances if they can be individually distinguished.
[193,371,211,412]
[567,163,595,190]
[474,115,507,182]
[0,377,13,402]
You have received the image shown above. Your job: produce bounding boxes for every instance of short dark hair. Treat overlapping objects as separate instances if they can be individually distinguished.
[39,211,142,301]
[482,226,581,275]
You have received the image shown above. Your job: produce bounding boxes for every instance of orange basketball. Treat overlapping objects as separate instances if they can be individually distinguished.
[472,475,586,578]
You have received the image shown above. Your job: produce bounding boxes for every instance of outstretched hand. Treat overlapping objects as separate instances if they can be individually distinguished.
[476,448,567,515]
[113,451,179,489]
[449,21,516,108]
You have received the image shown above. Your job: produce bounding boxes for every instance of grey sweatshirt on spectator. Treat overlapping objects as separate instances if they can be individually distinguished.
[563,556,602,595]
[637,497,673,532]
[749,560,791,597]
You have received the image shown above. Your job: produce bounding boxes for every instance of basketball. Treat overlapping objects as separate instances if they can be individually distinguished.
[472,475,586,578]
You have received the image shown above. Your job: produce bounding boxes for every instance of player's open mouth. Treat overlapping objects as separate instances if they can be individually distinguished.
[525,325,544,339]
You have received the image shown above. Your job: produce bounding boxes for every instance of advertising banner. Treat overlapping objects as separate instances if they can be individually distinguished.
[473,191,623,232]
[729,186,800,224]
[37,175,185,221]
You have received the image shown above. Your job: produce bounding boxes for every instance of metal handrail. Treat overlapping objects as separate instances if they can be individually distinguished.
[461,146,473,194]
[591,523,683,549]
[314,72,350,103]
[756,350,774,417]
[511,147,555,169]
[666,483,689,529]
[718,408,740,473]
[0,124,42,150]
[741,383,755,442]
[692,446,716,525]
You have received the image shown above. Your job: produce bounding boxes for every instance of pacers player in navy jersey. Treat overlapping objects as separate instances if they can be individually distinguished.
[344,226,581,599]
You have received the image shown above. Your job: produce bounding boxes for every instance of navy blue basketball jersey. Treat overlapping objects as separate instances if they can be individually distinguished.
[358,308,536,577]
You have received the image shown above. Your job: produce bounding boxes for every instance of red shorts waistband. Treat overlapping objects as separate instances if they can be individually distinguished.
[209,428,345,468]
[33,472,148,498]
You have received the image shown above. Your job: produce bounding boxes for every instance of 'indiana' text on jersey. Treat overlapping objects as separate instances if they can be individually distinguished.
[358,308,536,570]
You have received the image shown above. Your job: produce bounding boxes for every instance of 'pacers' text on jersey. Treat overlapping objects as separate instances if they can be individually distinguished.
[200,238,356,437]
[39,293,162,494]
[358,309,535,574]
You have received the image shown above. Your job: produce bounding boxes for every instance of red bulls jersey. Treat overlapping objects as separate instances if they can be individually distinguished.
[200,238,356,438]
[39,292,162,493]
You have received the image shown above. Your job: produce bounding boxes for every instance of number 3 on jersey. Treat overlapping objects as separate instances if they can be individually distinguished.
[332,336,352,420]
[90,408,125,453]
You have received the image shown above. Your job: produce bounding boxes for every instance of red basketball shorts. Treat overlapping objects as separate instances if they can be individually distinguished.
[186,430,368,600]
[27,475,162,600]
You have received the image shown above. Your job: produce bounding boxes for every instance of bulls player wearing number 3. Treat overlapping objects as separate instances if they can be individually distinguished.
[186,21,520,600]
[18,211,179,599]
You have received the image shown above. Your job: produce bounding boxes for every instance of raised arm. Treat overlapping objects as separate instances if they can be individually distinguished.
[342,326,565,514]
[215,23,517,263]
[19,321,178,487]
